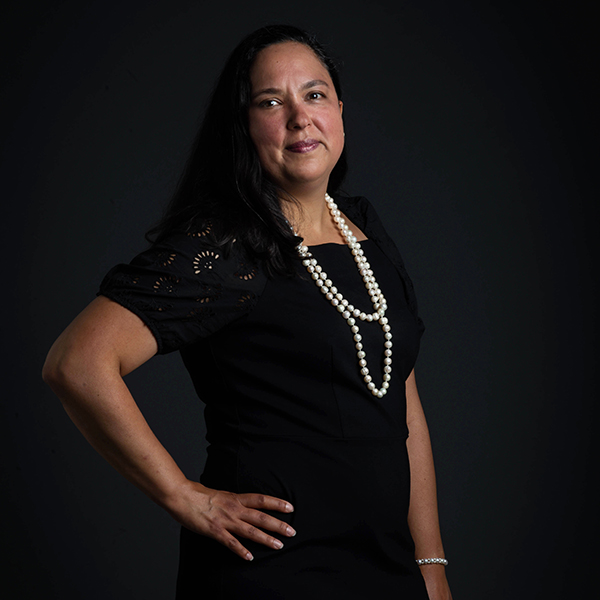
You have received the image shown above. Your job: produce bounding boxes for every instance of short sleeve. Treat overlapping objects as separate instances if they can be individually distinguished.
[98,227,268,354]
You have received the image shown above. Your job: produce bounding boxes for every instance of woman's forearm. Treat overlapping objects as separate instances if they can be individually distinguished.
[406,384,444,557]
[405,370,452,599]
[45,359,187,508]
[42,297,187,510]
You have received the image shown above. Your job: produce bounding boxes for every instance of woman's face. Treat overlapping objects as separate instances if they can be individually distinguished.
[248,41,344,197]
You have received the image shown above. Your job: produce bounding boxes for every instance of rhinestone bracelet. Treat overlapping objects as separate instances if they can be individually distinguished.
[416,557,448,566]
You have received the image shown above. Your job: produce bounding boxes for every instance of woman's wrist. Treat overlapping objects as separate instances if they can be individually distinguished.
[416,557,448,566]
[159,477,203,513]
[419,563,452,600]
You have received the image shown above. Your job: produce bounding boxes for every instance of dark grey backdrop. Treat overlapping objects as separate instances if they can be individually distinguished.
[2,1,596,598]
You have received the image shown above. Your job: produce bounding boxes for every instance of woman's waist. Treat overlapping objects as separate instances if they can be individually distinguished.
[201,435,410,493]
[205,404,409,443]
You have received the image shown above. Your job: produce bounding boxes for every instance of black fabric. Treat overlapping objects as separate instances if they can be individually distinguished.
[99,196,428,599]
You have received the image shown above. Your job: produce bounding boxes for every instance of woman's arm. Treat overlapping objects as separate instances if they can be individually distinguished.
[406,369,453,600]
[42,296,295,561]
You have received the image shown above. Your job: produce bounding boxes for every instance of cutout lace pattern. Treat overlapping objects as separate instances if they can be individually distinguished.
[193,250,220,274]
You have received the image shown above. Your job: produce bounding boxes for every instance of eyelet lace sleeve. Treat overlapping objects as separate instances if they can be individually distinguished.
[98,228,268,354]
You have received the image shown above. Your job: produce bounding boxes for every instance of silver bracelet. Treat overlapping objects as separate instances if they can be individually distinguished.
[416,557,448,566]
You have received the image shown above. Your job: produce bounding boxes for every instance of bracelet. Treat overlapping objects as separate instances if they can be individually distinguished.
[415,557,448,566]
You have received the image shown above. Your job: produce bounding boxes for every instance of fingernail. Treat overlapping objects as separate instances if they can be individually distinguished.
[246,552,254,561]
[286,526,296,537]
[274,540,284,549]
[285,503,294,512]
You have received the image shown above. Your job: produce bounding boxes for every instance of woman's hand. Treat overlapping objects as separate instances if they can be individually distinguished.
[167,481,296,561]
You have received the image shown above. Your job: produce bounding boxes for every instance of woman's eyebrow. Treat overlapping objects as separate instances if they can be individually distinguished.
[301,79,330,90]
[251,79,330,100]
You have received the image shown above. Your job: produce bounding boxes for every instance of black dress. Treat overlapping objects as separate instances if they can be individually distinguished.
[99,195,429,599]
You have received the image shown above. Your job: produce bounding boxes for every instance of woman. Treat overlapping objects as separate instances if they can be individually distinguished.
[43,25,452,599]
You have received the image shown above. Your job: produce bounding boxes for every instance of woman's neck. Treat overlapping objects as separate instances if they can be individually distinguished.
[282,189,346,246]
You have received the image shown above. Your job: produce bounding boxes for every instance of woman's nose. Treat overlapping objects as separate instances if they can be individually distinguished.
[287,103,311,130]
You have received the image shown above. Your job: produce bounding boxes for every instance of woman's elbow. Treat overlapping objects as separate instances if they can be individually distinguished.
[42,339,100,399]
[42,343,77,395]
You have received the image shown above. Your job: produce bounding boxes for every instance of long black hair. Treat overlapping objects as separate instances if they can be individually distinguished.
[147,24,347,276]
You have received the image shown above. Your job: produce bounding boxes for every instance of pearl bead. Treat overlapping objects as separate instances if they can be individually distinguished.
[298,193,392,399]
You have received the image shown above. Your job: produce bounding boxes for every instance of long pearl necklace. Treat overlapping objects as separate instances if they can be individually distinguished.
[296,194,392,398]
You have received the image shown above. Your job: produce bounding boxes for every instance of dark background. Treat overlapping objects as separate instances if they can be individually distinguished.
[1,0,596,598]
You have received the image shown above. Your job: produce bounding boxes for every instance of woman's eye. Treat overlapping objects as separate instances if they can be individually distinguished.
[259,99,278,108]
[307,91,324,100]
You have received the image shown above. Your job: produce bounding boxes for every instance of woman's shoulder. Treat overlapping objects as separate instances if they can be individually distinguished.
[142,217,266,280]
[336,193,423,330]
[335,194,385,238]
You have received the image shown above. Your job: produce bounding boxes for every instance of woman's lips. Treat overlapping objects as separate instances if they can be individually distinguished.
[286,139,320,153]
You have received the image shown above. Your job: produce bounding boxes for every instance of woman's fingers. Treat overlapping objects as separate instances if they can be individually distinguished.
[237,492,294,515]
[183,487,296,559]
[230,520,287,553]
[213,528,256,561]
[241,504,297,538]
[237,493,296,537]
